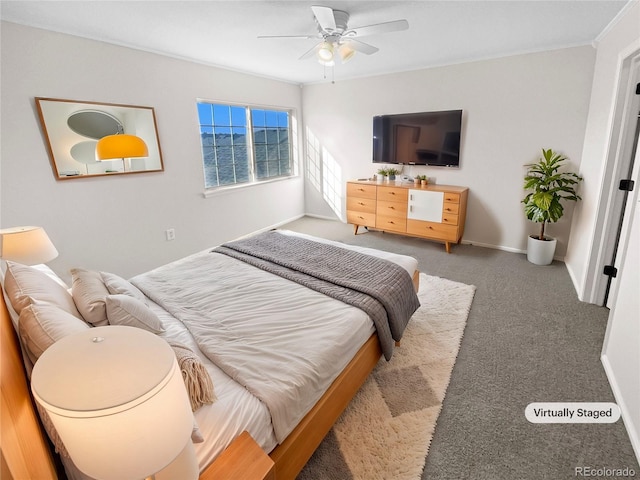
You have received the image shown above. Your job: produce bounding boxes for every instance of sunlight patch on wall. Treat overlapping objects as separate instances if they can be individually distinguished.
[305,127,321,192]
[305,126,343,220]
[322,148,343,220]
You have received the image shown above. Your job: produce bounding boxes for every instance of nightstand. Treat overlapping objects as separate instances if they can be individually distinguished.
[200,431,275,480]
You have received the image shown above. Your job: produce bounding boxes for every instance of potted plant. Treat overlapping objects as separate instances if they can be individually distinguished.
[376,167,388,182]
[387,167,399,181]
[522,148,583,265]
[416,174,428,186]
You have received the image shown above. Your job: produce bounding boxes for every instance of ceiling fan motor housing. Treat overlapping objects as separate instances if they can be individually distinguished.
[319,9,350,35]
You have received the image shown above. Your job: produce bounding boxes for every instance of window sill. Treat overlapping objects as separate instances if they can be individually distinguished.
[202,175,299,198]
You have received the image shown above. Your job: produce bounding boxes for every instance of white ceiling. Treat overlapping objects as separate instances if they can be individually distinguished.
[0,0,630,85]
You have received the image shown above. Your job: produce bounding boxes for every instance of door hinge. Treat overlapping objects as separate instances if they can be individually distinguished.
[619,179,635,191]
[636,82,640,94]
[603,265,618,278]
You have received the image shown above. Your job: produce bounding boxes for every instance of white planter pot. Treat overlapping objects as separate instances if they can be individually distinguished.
[527,235,557,265]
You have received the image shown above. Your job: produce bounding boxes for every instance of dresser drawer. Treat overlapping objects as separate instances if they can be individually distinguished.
[442,213,459,226]
[376,215,406,233]
[347,196,376,214]
[347,183,377,200]
[347,211,376,228]
[407,219,458,241]
[376,199,407,218]
[444,192,460,204]
[377,186,408,203]
[443,202,460,215]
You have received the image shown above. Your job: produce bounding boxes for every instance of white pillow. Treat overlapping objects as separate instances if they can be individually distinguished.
[105,294,164,334]
[70,268,109,326]
[18,301,90,365]
[4,261,81,318]
[101,271,148,304]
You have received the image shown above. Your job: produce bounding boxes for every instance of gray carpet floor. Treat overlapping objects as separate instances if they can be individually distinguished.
[281,216,640,480]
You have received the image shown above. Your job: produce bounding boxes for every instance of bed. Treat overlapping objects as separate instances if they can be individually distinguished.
[1,229,420,480]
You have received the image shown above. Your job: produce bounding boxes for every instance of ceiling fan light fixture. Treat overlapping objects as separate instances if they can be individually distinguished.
[318,58,335,67]
[338,43,356,63]
[317,41,334,62]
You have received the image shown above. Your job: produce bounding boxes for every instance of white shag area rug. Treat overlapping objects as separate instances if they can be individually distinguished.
[298,273,476,480]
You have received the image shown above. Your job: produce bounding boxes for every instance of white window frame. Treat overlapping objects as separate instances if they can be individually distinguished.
[196,100,297,194]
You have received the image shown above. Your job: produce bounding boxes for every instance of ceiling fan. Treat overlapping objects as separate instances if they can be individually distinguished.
[258,5,409,65]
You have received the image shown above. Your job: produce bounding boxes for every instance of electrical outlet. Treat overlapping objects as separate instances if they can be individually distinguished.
[165,228,175,241]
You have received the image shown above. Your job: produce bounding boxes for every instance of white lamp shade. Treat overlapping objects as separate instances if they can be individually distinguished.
[338,43,355,63]
[0,226,58,265]
[31,326,195,480]
[317,41,334,62]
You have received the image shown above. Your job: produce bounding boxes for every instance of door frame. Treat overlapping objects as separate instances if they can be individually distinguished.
[583,46,640,305]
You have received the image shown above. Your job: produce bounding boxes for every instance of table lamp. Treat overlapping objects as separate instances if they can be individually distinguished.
[0,226,58,265]
[31,325,198,480]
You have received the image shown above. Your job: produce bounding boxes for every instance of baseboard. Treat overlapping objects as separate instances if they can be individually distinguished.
[304,213,342,222]
[460,239,567,264]
[268,214,308,229]
[460,239,525,255]
[565,262,587,303]
[601,353,640,465]
[236,214,306,240]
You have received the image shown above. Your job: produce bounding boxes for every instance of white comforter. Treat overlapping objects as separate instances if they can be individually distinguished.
[133,249,377,443]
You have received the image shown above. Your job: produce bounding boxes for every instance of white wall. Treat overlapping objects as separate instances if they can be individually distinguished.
[302,47,596,255]
[0,22,305,281]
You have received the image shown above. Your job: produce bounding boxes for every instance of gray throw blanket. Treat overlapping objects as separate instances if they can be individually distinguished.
[214,231,420,360]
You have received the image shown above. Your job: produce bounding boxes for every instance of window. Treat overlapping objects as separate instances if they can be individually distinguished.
[197,102,293,189]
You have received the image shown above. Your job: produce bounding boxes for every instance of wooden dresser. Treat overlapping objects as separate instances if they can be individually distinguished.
[346,180,469,253]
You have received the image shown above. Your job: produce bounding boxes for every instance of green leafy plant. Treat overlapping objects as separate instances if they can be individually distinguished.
[377,168,389,176]
[416,174,427,181]
[522,148,583,240]
[387,167,400,176]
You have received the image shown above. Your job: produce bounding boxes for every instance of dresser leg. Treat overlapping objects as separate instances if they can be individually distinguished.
[445,242,451,253]
[353,225,359,235]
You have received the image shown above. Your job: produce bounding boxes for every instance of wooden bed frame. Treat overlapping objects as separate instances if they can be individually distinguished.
[1,290,58,480]
[1,269,419,480]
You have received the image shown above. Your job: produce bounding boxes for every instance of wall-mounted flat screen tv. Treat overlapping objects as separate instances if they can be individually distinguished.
[372,109,462,167]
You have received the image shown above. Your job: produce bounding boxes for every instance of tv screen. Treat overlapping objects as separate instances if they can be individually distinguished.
[372,110,462,167]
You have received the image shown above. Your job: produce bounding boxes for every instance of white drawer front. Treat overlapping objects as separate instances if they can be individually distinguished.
[407,190,444,222]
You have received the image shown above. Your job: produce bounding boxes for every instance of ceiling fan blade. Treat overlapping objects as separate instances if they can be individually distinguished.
[345,19,409,38]
[346,39,379,55]
[258,34,319,39]
[311,5,337,33]
[299,42,322,60]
